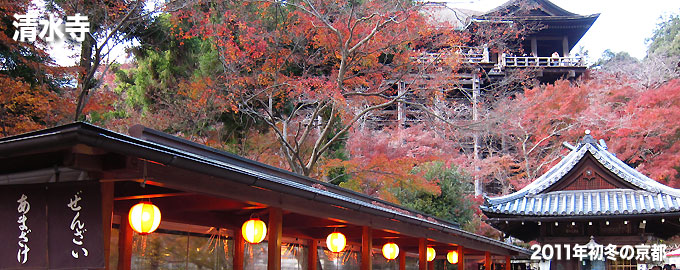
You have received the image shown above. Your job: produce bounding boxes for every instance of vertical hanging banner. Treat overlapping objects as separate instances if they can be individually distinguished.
[48,181,104,269]
[0,184,49,269]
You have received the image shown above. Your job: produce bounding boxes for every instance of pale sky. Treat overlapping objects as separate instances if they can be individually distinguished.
[448,0,680,60]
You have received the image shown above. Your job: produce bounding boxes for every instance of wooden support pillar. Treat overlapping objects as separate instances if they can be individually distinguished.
[428,258,434,270]
[397,81,405,127]
[361,226,373,270]
[484,252,491,270]
[399,249,406,270]
[234,228,245,270]
[308,240,318,270]
[117,214,133,270]
[418,238,426,270]
[505,256,511,270]
[562,36,570,57]
[457,246,465,270]
[268,208,283,270]
[531,38,538,57]
[101,182,114,270]
[472,73,481,196]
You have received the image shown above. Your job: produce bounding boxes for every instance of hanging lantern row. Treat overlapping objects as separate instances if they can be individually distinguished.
[447,250,459,264]
[382,243,399,260]
[127,203,461,266]
[242,218,268,244]
[326,232,347,253]
[128,202,162,235]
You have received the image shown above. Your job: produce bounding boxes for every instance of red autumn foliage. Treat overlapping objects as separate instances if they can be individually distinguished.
[171,0,460,176]
[491,75,680,192]
[0,0,73,137]
[322,125,454,202]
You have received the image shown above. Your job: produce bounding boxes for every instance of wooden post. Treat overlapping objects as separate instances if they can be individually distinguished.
[268,208,283,270]
[505,255,511,270]
[101,182,114,270]
[484,252,491,270]
[531,38,538,57]
[419,238,426,270]
[308,240,318,270]
[399,248,406,270]
[457,246,464,270]
[234,228,245,270]
[361,226,372,270]
[428,258,434,270]
[562,36,569,57]
[117,214,133,270]
[472,73,482,196]
[397,81,405,127]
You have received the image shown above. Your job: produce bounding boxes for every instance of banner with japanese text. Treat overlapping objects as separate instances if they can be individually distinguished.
[48,182,105,269]
[0,181,104,269]
[0,184,48,269]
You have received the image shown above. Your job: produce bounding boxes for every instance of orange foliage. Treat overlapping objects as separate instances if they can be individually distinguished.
[322,126,455,202]
[0,76,71,137]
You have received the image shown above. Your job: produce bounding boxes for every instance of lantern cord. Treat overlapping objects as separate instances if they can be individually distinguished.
[54,165,60,182]
[141,161,147,188]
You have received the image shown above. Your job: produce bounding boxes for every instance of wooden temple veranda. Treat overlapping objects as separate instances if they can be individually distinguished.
[0,122,529,270]
[482,132,680,270]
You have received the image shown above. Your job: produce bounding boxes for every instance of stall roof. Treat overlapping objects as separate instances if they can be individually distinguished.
[0,122,529,256]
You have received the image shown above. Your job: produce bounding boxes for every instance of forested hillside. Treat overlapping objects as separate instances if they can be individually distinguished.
[2,0,679,237]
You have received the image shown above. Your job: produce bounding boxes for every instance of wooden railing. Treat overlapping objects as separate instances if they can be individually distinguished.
[456,46,488,63]
[415,49,488,65]
[414,51,586,68]
[502,56,585,67]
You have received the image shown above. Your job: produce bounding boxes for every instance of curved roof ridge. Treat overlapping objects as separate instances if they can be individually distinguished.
[482,0,578,17]
[592,145,680,197]
[487,137,680,206]
[486,142,589,204]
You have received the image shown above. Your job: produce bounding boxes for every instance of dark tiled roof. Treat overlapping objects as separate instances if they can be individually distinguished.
[483,135,680,217]
[485,189,680,216]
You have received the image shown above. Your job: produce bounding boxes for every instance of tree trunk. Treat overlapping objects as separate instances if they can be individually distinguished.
[74,13,94,121]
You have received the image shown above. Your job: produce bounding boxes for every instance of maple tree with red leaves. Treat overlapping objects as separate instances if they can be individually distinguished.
[321,125,448,200]
[171,0,461,176]
[606,79,680,187]
[484,74,680,192]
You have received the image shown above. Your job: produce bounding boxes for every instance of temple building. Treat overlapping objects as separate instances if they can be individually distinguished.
[472,0,599,57]
[387,0,599,129]
[482,132,680,269]
[466,0,599,83]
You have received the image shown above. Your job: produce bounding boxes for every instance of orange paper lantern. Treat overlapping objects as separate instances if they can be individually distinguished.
[447,250,459,264]
[326,232,346,252]
[128,202,162,234]
[427,247,436,262]
[242,218,267,244]
[382,243,399,260]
